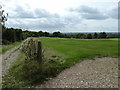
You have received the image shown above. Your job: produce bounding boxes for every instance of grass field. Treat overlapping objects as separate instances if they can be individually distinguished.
[3,37,118,88]
[38,37,118,67]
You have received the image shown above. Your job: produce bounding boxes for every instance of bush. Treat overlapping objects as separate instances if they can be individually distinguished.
[21,59,57,84]
[2,39,11,45]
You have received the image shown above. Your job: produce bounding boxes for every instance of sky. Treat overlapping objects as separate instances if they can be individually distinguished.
[0,0,119,33]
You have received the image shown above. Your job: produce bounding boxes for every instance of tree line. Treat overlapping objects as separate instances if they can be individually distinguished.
[2,26,119,45]
[1,7,119,45]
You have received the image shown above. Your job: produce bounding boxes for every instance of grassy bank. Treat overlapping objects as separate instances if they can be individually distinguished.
[1,42,21,54]
[2,52,27,88]
[0,45,2,54]
[2,49,63,88]
[2,38,118,88]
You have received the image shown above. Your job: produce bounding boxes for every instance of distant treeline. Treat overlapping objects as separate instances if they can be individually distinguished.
[2,26,119,45]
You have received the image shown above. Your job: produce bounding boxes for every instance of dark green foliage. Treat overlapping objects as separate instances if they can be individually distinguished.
[2,27,23,44]
[52,31,64,37]
[38,31,44,36]
[53,32,60,37]
[44,32,50,37]
[80,34,87,39]
[107,33,119,38]
[93,32,98,39]
[2,26,118,45]
[87,34,92,39]
[38,31,50,37]
[0,6,8,26]
[2,39,11,45]
[75,34,81,38]
[98,32,107,39]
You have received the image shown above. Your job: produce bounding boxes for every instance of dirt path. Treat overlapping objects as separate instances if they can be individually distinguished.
[38,57,118,88]
[1,38,36,76]
[1,46,20,76]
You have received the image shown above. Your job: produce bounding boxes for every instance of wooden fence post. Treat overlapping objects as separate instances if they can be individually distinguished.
[37,40,42,62]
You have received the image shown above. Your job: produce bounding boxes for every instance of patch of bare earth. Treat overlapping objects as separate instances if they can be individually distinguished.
[38,57,118,88]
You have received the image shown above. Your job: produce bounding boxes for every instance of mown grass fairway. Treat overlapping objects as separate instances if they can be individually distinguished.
[38,37,118,67]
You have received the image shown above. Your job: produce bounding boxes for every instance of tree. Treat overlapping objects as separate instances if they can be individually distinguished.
[79,34,86,39]
[53,31,61,37]
[93,32,98,39]
[0,6,8,26]
[44,32,50,37]
[16,29,22,41]
[75,34,81,38]
[87,34,92,39]
[98,32,107,39]
[38,31,44,37]
[2,28,15,43]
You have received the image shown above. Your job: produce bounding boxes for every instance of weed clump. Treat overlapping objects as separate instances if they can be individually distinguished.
[19,38,63,84]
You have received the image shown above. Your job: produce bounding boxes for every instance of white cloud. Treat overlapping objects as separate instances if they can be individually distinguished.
[107,6,118,19]
[0,0,118,32]
[69,5,108,20]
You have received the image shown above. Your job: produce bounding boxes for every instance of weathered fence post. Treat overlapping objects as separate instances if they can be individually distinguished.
[20,38,43,63]
[37,40,42,62]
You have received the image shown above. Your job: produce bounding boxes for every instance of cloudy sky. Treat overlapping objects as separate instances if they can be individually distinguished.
[0,0,119,32]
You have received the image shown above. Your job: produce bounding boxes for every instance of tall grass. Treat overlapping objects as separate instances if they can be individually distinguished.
[1,42,21,54]
[2,50,62,88]
[0,45,2,54]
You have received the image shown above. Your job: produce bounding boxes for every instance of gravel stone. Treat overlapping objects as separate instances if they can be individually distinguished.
[37,57,118,88]
[1,46,20,75]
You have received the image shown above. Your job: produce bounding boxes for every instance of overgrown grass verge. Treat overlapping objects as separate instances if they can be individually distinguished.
[0,45,2,54]
[2,47,64,88]
[2,52,26,88]
[1,42,21,54]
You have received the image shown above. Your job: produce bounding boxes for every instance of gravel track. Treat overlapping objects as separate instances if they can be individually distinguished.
[1,46,20,76]
[38,57,118,88]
